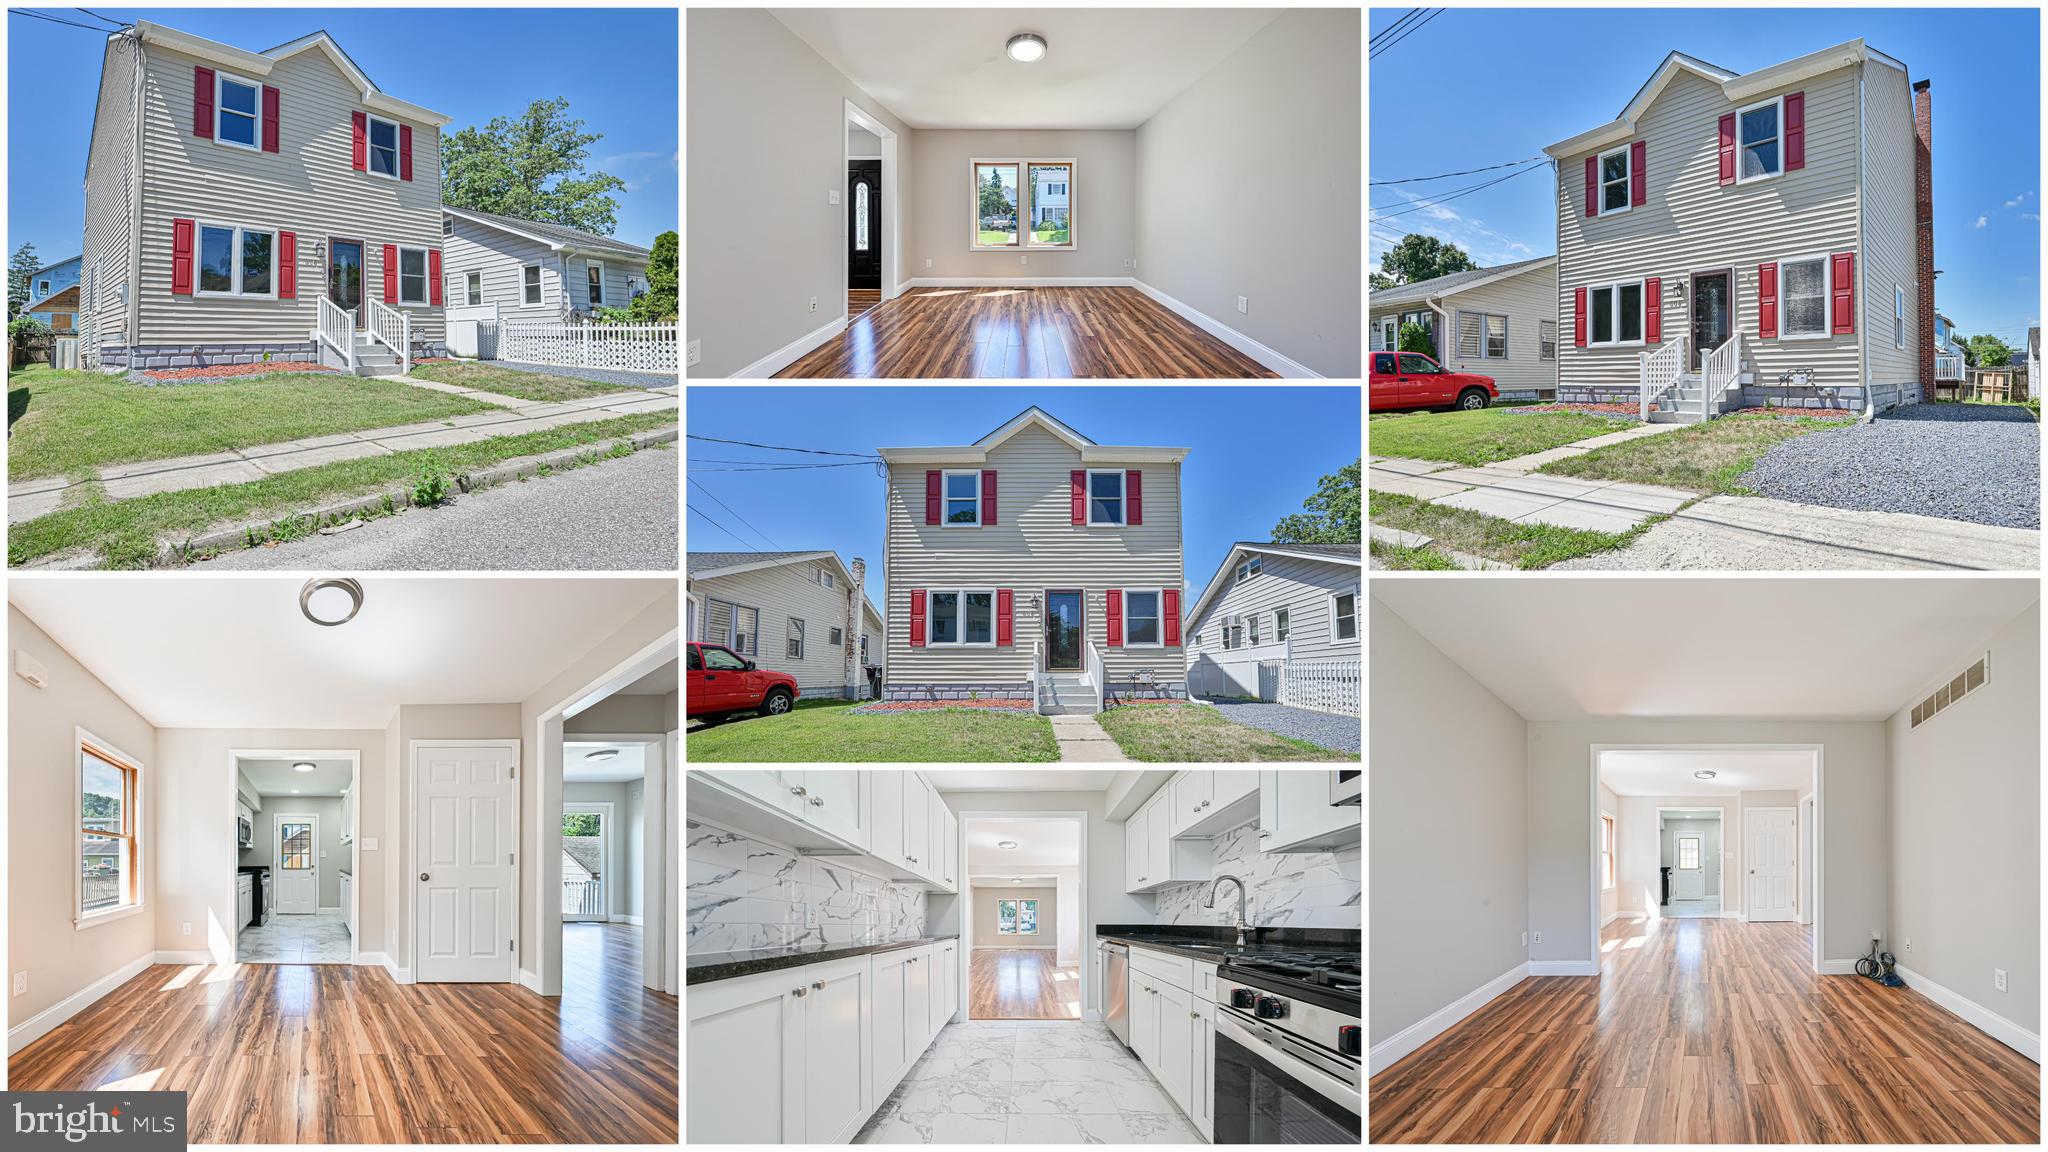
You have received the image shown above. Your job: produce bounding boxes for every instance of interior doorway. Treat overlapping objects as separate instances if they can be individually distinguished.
[229,749,359,966]
[843,99,897,322]
[959,813,1085,1021]
[1657,808,1722,917]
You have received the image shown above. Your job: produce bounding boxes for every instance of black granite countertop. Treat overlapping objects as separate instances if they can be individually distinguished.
[1095,924,1360,964]
[687,934,960,985]
[236,864,270,873]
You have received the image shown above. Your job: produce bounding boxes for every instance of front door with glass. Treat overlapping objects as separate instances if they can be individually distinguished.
[1690,271,1730,371]
[329,239,364,328]
[1044,591,1083,671]
[848,160,880,290]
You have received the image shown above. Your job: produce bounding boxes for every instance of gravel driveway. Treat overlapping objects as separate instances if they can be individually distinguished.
[1740,404,2039,528]
[1195,699,1360,755]
[486,360,677,390]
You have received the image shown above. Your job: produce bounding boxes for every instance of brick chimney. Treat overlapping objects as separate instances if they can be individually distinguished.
[1914,78,1935,401]
[846,557,868,699]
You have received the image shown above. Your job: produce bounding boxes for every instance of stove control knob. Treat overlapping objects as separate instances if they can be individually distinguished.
[1254,994,1288,1019]
[1230,988,1258,1010]
[1337,1025,1361,1057]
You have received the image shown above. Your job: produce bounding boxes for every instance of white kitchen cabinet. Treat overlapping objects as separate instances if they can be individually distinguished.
[706,770,799,815]
[1126,789,1208,892]
[236,874,253,929]
[1129,969,1157,1068]
[1145,790,1171,884]
[685,965,805,1142]
[931,798,958,892]
[1193,1006,1215,1141]
[907,945,933,1049]
[1155,978,1196,1121]
[903,773,932,880]
[338,872,353,937]
[339,786,354,844]
[1168,772,1208,839]
[1260,770,1361,852]
[872,947,911,1094]
[794,771,866,848]
[936,939,959,1030]
[870,771,906,870]
[1169,770,1262,839]
[1124,800,1150,892]
[802,957,874,1144]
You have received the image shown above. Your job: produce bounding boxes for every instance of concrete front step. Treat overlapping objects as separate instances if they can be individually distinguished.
[1042,704,1100,716]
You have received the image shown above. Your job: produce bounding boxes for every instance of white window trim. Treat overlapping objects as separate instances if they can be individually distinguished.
[787,617,806,661]
[1596,143,1632,217]
[1275,607,1290,642]
[925,588,998,648]
[36,278,50,295]
[586,259,607,308]
[1585,279,1647,348]
[829,625,844,646]
[1894,284,1906,350]
[1735,94,1786,186]
[1541,319,1558,361]
[1459,310,1510,360]
[1122,587,1165,649]
[463,270,481,307]
[1601,811,1617,891]
[1234,554,1264,584]
[214,70,262,153]
[194,220,277,300]
[1775,252,1832,342]
[393,243,431,308]
[1328,585,1359,642]
[940,467,982,528]
[522,261,544,306]
[365,112,402,181]
[1085,468,1127,527]
[1248,613,1261,646]
[75,725,146,930]
[969,157,1078,251]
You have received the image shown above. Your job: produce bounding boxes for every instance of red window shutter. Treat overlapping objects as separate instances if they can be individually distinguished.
[262,85,280,153]
[1630,140,1647,207]
[909,590,926,647]
[1758,263,1779,339]
[400,124,414,182]
[1126,470,1143,525]
[1583,155,1597,217]
[1645,277,1661,343]
[351,111,367,172]
[1785,91,1806,171]
[193,66,214,139]
[925,470,941,525]
[981,469,997,525]
[1717,114,1736,185]
[1106,590,1123,648]
[278,231,297,299]
[1070,470,1085,525]
[1831,251,1855,334]
[996,590,1013,647]
[382,244,398,303]
[1573,287,1587,347]
[170,218,195,296]
[429,249,443,305]
[1163,589,1181,647]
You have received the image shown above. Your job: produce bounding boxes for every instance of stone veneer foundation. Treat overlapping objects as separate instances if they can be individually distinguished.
[100,340,449,372]
[1559,384,1865,412]
[883,682,1033,702]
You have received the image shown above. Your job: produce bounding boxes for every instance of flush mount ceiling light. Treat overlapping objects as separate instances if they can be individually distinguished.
[1694,770,1718,780]
[584,748,620,762]
[292,762,315,773]
[1012,878,1023,884]
[299,577,364,627]
[1006,33,1046,63]
[998,840,1019,849]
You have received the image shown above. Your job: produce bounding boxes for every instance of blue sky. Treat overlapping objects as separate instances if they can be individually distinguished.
[686,387,1363,602]
[1370,7,2041,348]
[6,8,677,263]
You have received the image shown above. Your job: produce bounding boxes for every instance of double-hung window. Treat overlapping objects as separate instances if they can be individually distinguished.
[997,898,1038,934]
[197,223,276,298]
[1248,614,1260,645]
[1587,281,1645,346]
[1124,590,1162,647]
[1598,145,1631,215]
[1275,608,1289,642]
[1087,470,1125,526]
[942,469,981,526]
[972,159,1075,249]
[1778,255,1829,339]
[1541,319,1558,361]
[787,618,806,661]
[587,260,606,307]
[216,72,260,150]
[36,278,50,296]
[366,115,400,178]
[78,732,143,925]
[465,271,482,307]
[395,245,429,305]
[1459,311,1509,359]
[1895,286,1906,350]
[1331,587,1358,641]
[926,590,996,647]
[522,263,544,306]
[1737,96,1783,182]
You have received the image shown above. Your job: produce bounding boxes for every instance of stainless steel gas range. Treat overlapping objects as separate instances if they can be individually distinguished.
[1212,950,1361,1143]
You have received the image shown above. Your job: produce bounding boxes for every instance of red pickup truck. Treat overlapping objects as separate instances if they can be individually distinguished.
[1369,351,1497,412]
[687,641,799,722]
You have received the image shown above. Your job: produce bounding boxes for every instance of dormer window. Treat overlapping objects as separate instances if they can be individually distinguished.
[1598,145,1631,215]
[1737,96,1782,182]
[1087,469,1125,525]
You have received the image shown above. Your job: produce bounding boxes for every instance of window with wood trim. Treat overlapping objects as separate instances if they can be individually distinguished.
[1601,814,1615,890]
[79,737,142,921]
[973,159,1075,249]
[997,898,1039,934]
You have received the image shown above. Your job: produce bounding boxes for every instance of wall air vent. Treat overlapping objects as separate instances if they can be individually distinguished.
[1909,652,1989,728]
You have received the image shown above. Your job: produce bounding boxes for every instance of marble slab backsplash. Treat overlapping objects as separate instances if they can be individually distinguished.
[1153,819,1360,929]
[686,817,929,953]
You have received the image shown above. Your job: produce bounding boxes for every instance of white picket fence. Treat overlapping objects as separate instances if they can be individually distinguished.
[499,321,678,373]
[1281,659,1361,716]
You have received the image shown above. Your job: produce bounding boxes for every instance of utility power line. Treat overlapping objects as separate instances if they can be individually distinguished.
[73,8,127,29]
[1371,157,1548,187]
[1370,8,1442,61]
[1369,160,1550,221]
[687,433,878,459]
[1369,8,1424,48]
[688,461,880,473]
[688,477,782,552]
[11,9,118,32]
[686,504,753,549]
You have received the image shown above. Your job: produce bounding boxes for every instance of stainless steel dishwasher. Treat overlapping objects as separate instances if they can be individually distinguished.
[1100,940,1130,1048]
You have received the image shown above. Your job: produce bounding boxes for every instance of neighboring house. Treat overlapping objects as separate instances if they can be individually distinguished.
[1182,541,1361,709]
[1369,255,1559,396]
[442,207,653,324]
[1031,167,1069,227]
[686,550,884,699]
[2029,325,2041,391]
[21,254,82,331]
[877,406,1188,713]
[28,286,81,333]
[1543,40,1930,417]
[80,21,451,372]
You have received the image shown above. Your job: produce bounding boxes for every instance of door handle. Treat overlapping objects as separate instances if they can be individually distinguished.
[420,873,430,881]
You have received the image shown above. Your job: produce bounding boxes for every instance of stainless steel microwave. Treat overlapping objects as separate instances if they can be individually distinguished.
[236,816,252,847]
[1329,770,1360,806]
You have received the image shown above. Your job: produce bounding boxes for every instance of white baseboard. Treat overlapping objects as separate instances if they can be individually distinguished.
[358,951,411,983]
[1369,962,1527,1076]
[1130,279,1326,378]
[900,276,1136,288]
[618,914,644,926]
[154,949,213,964]
[1613,910,1648,920]
[1893,962,2041,1063]
[728,315,847,378]
[1601,909,1619,927]
[7,952,154,1055]
[318,905,341,913]
[518,968,545,994]
[1527,960,1600,976]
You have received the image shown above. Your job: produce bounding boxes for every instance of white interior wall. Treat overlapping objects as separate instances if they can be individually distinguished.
[909,130,1135,279]
[1598,783,1619,924]
[1612,796,1736,916]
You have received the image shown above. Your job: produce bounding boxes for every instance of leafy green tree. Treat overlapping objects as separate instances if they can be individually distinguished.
[562,813,601,837]
[1371,235,1476,290]
[442,98,627,235]
[8,242,39,319]
[1398,320,1435,358]
[596,231,678,323]
[1964,334,2015,371]
[977,168,1011,220]
[1271,458,1362,544]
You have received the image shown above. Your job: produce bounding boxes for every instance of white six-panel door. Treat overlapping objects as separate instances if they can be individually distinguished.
[414,742,518,982]
[1745,807,1798,922]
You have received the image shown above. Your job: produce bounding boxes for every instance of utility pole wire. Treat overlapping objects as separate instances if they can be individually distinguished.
[11,9,119,32]
[1368,8,1423,48]
[1369,160,1549,221]
[687,477,783,552]
[687,462,880,472]
[686,503,754,549]
[1369,8,1442,61]
[73,8,127,29]
[687,433,878,459]
[1371,157,1548,187]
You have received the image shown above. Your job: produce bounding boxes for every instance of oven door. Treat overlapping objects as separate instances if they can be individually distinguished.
[1212,1009,1360,1143]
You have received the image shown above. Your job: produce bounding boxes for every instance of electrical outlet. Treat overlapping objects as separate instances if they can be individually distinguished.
[1520,931,1527,947]
[182,922,192,937]
[1905,938,1912,950]
[829,189,840,205]
[1532,931,1543,945]
[1237,295,1249,315]
[1020,254,1028,265]
[1995,968,2008,992]
[12,971,25,997]
[925,258,933,269]
[362,837,377,851]
[809,296,818,313]
[686,339,702,368]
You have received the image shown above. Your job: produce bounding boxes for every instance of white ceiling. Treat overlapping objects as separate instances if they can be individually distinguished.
[970,874,1061,888]
[1373,579,2036,721]
[619,659,678,696]
[565,741,646,784]
[926,770,1118,792]
[769,8,1281,129]
[1599,750,1816,797]
[10,578,674,729]
[964,816,1080,864]
[240,757,354,796]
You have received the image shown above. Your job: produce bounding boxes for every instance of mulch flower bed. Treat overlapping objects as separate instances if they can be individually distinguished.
[1509,403,1640,419]
[1728,406,1856,420]
[846,699,1037,715]
[138,361,338,382]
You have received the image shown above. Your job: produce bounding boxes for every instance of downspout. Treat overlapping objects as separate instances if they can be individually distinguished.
[1857,63,1873,421]
[127,31,145,357]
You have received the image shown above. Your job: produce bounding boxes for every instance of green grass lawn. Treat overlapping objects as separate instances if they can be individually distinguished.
[1096,703,1354,762]
[976,230,1017,246]
[1368,406,1632,466]
[1032,227,1070,244]
[408,360,630,403]
[1540,411,1853,494]
[7,366,492,481]
[686,701,1058,762]
[1370,490,1646,569]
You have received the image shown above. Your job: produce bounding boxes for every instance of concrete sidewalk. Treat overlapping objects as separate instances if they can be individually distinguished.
[1551,494,2042,571]
[1050,714,1129,762]
[1369,453,1693,533]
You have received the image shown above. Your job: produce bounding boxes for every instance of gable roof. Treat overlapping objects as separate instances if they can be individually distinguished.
[28,286,80,314]
[26,255,82,278]
[878,405,1189,464]
[1182,541,1362,629]
[444,207,653,262]
[687,550,884,628]
[132,21,450,126]
[1370,255,1556,310]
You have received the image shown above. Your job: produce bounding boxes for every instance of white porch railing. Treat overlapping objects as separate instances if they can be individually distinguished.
[562,878,602,917]
[1281,658,1361,716]
[499,322,678,373]
[367,298,410,375]
[1934,352,1964,381]
[1029,640,1044,715]
[1639,333,1687,420]
[1084,640,1105,715]
[316,297,354,373]
[1701,332,1744,414]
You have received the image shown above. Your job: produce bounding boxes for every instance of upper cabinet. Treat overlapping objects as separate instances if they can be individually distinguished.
[903,772,932,879]
[792,771,865,849]
[931,792,959,891]
[1167,770,1258,839]
[1122,769,1355,887]
[1126,787,1209,892]
[1259,770,1360,852]
[339,785,354,844]
[690,770,953,891]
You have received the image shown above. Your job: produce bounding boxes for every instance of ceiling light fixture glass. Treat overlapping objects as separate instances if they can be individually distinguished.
[293,762,315,773]
[584,749,621,762]
[299,577,364,627]
[998,840,1019,849]
[1006,33,1046,63]
[1012,878,1023,884]
[1694,770,1717,779]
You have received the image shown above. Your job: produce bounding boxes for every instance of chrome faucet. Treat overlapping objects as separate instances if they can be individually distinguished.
[1205,874,1249,948]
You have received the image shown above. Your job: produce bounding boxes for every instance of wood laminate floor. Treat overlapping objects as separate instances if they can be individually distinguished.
[970,948,1082,1021]
[848,288,881,319]
[777,286,1280,378]
[1369,916,2038,1143]
[9,923,677,1143]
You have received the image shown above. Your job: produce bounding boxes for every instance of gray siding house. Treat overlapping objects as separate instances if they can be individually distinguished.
[1370,255,1559,397]
[80,22,450,371]
[441,207,653,324]
[1183,542,1360,704]
[879,407,1188,713]
[1544,40,1929,418]
[687,551,884,699]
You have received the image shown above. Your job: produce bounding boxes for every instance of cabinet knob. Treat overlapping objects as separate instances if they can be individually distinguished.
[810,797,824,806]
[793,987,808,997]
[791,786,808,797]
[812,981,825,991]
[1202,801,1211,808]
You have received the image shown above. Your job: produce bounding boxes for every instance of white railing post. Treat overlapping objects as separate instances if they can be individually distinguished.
[1639,350,1650,420]
[402,311,411,375]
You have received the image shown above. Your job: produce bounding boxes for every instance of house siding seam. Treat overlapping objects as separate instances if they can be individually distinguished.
[689,565,867,698]
[1185,554,1362,663]
[1369,265,1560,394]
[883,422,1186,695]
[1556,65,1864,404]
[1859,61,1920,400]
